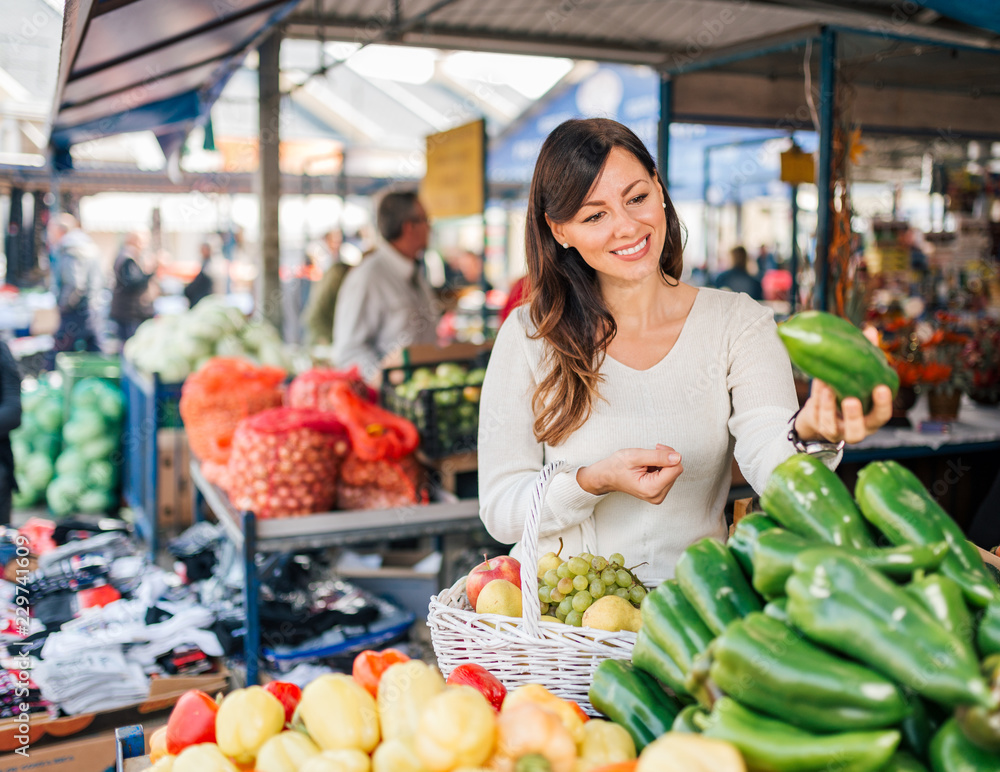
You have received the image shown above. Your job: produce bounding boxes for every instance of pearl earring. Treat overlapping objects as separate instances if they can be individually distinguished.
[562,242,569,249]
[662,203,666,209]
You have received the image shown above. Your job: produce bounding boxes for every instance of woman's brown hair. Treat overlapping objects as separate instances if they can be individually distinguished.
[525,118,684,446]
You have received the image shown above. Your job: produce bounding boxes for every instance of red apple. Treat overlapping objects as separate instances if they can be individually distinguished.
[466,554,521,609]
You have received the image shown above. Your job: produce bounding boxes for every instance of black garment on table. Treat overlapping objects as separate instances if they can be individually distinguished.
[0,341,21,524]
[31,591,77,630]
[184,267,214,308]
[259,601,380,647]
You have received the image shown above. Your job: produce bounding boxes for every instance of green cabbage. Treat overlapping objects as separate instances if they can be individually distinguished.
[77,489,113,514]
[34,398,64,433]
[87,460,116,490]
[63,412,106,445]
[47,475,85,517]
[80,436,116,462]
[22,453,54,491]
[55,449,88,478]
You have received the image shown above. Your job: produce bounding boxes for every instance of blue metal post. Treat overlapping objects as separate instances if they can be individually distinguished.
[115,725,145,768]
[243,510,260,685]
[814,28,837,312]
[144,377,158,560]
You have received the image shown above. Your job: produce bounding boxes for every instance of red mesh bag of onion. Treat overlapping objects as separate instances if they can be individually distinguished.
[287,366,378,409]
[180,358,286,465]
[227,407,350,518]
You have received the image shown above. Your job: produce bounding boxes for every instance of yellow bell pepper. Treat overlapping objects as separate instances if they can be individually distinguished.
[215,686,286,765]
[372,739,428,772]
[575,719,636,772]
[502,684,586,744]
[297,673,380,753]
[415,686,497,771]
[378,660,445,742]
[172,743,239,772]
[491,702,577,772]
[299,749,373,772]
[149,756,175,772]
[636,733,746,772]
[255,730,321,772]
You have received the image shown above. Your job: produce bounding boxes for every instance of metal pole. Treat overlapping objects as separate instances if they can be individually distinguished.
[258,29,283,331]
[814,28,837,312]
[243,510,260,685]
[790,183,799,313]
[658,73,673,186]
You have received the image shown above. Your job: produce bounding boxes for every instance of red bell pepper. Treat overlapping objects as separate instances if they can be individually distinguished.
[263,681,302,725]
[446,663,507,712]
[165,689,219,755]
[326,381,419,461]
[352,648,410,698]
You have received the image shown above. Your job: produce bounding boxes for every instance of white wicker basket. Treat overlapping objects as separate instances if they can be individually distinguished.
[428,460,637,714]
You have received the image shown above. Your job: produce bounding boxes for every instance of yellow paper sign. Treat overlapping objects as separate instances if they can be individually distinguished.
[421,120,485,218]
[780,147,815,185]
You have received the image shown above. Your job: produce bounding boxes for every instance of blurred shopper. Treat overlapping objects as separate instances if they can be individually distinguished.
[47,213,103,366]
[0,341,20,526]
[110,229,157,342]
[714,245,763,300]
[332,191,440,381]
[184,242,217,308]
[301,229,352,347]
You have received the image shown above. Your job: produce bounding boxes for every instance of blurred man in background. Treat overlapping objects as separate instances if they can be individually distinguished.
[47,214,103,366]
[714,245,764,301]
[110,229,157,342]
[332,191,439,381]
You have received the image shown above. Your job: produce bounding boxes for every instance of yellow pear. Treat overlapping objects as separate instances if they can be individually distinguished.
[582,595,642,633]
[475,579,522,617]
[540,614,562,623]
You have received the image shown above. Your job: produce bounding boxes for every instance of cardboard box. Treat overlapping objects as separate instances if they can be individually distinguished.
[0,663,227,753]
[157,428,193,533]
[0,720,163,772]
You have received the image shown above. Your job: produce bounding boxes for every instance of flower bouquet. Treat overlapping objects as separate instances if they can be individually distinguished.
[962,317,1000,406]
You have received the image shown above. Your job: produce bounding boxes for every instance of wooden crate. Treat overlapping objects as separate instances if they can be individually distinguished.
[157,429,193,533]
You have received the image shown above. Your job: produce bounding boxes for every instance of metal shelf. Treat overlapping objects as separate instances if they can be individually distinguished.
[190,460,482,553]
[189,459,483,685]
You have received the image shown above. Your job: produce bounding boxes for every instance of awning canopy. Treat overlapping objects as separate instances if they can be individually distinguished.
[49,0,302,168]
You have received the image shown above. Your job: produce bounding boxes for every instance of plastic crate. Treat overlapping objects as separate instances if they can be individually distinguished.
[380,357,488,458]
[121,359,185,558]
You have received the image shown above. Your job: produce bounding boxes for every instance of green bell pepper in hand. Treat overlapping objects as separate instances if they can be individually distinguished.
[786,550,994,710]
[675,538,762,636]
[694,696,900,772]
[880,751,929,772]
[708,612,910,733]
[978,599,1000,657]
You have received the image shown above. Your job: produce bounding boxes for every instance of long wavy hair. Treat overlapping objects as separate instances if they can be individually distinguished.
[525,118,685,446]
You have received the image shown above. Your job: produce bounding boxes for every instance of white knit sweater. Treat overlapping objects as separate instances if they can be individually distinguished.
[477,287,808,583]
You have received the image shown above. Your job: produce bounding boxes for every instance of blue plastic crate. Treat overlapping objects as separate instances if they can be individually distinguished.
[121,359,185,558]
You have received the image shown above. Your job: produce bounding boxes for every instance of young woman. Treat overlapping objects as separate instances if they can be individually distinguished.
[478,118,892,582]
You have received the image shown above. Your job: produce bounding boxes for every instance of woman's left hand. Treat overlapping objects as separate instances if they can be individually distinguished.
[794,380,894,445]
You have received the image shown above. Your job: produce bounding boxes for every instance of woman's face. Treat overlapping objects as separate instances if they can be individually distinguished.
[547,147,666,286]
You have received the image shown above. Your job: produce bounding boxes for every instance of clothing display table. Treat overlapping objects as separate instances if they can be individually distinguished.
[189,461,482,684]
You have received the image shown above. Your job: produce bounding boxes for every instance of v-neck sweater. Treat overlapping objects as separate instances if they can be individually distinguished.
[477,287,809,583]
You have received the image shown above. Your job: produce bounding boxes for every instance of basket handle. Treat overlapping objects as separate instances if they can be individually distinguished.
[519,459,567,639]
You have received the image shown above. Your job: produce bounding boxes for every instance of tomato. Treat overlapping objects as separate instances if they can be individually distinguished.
[165,690,219,755]
[262,681,302,725]
[352,648,411,698]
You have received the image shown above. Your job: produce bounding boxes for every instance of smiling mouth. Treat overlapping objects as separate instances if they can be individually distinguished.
[611,236,649,256]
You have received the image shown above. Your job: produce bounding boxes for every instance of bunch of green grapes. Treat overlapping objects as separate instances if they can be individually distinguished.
[536,548,648,627]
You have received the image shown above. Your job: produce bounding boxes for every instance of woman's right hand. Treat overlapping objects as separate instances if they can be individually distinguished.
[576,444,683,504]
